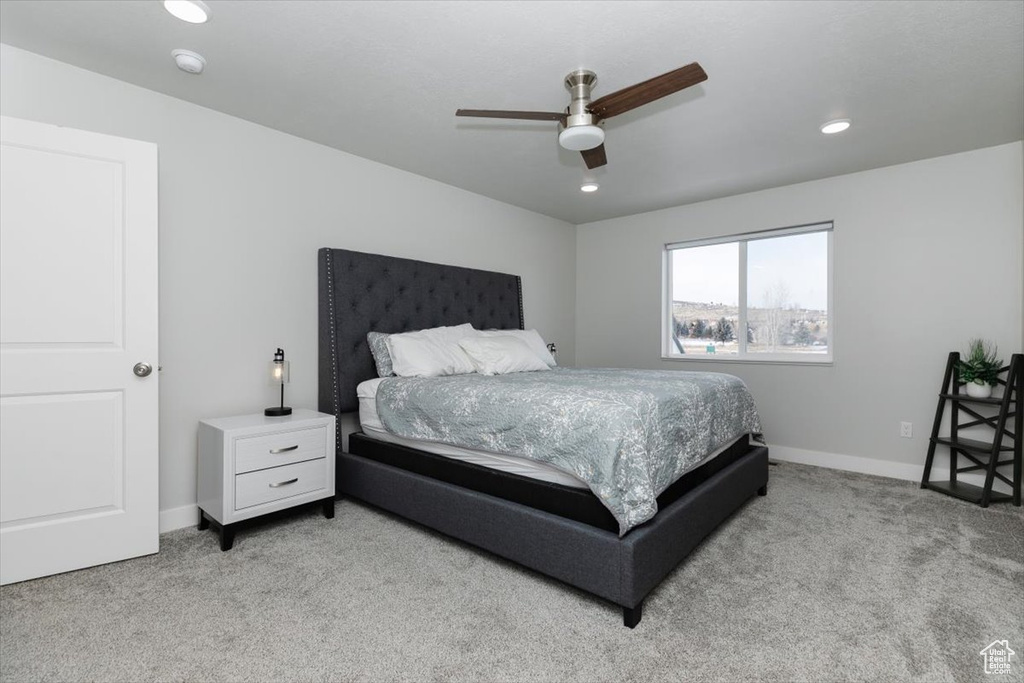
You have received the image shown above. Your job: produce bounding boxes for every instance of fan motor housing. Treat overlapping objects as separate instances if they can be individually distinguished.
[563,69,601,128]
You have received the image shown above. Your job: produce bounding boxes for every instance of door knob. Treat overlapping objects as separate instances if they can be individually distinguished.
[133,362,153,377]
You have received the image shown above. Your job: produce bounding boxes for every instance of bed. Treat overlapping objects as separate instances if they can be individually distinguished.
[318,247,769,627]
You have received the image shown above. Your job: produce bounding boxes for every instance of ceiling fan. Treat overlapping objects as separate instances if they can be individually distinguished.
[455,63,707,170]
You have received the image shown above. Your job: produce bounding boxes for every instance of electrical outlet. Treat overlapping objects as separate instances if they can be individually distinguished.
[900,421,913,438]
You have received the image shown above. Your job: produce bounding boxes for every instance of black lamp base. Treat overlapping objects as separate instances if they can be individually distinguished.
[264,406,292,417]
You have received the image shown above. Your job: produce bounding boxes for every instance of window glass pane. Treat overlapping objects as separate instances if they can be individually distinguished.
[746,231,828,355]
[669,242,739,356]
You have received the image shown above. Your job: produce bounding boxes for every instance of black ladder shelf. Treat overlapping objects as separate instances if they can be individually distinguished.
[921,352,1022,507]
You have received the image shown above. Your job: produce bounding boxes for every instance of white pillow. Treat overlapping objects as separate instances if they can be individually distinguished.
[478,329,556,366]
[387,323,476,377]
[458,336,551,376]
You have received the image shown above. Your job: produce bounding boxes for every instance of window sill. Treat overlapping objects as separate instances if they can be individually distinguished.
[661,354,833,367]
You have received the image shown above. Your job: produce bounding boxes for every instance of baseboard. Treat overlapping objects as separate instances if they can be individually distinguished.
[159,504,198,534]
[768,444,1014,494]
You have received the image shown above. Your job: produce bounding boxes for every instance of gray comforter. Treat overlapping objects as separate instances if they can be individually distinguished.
[375,367,762,535]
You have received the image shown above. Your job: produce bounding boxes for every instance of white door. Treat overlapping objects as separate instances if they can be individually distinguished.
[0,116,159,584]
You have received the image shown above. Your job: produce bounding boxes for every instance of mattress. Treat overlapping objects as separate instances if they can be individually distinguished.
[358,376,746,493]
[358,377,589,488]
[368,368,761,535]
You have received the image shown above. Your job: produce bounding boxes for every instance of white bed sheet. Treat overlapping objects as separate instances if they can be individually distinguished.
[357,377,744,491]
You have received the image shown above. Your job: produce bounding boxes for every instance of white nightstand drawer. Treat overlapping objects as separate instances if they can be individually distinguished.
[234,426,327,474]
[235,458,327,510]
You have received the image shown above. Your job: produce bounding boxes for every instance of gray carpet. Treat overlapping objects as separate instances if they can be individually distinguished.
[1,462,1021,683]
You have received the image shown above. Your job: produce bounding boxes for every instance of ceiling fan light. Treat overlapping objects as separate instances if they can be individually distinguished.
[559,125,605,151]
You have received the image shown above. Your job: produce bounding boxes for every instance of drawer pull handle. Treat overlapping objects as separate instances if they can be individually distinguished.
[269,478,299,488]
[269,445,299,454]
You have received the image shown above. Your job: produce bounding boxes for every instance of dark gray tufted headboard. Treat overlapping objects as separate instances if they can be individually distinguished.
[318,248,524,414]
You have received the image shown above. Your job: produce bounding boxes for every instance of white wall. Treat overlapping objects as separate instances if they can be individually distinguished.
[577,142,1023,482]
[0,45,577,530]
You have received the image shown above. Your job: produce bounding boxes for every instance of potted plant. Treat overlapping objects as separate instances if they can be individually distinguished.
[957,339,1002,398]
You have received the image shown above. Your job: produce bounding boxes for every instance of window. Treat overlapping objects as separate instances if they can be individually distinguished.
[664,222,833,363]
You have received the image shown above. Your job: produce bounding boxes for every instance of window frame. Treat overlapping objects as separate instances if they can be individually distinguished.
[661,221,834,365]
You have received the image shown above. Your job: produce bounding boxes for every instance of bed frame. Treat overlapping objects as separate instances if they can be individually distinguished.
[318,248,769,627]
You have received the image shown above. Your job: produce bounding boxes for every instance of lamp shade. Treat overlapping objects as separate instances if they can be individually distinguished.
[269,359,290,384]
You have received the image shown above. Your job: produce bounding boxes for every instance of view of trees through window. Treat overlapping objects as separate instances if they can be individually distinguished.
[667,226,831,360]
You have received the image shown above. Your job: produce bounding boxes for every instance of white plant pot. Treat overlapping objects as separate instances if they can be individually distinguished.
[965,381,992,399]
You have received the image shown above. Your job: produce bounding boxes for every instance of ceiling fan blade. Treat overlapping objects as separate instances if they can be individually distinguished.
[587,62,707,119]
[456,109,567,124]
[580,144,607,169]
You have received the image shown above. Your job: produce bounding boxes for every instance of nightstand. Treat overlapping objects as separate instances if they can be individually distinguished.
[197,409,336,550]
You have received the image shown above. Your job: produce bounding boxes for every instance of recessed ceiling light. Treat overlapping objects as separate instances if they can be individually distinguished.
[820,119,851,135]
[580,182,599,193]
[164,0,210,24]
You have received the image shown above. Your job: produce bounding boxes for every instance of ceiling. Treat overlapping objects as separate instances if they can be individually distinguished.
[1,1,1021,225]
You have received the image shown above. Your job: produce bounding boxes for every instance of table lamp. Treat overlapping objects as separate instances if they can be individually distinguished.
[265,347,292,416]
